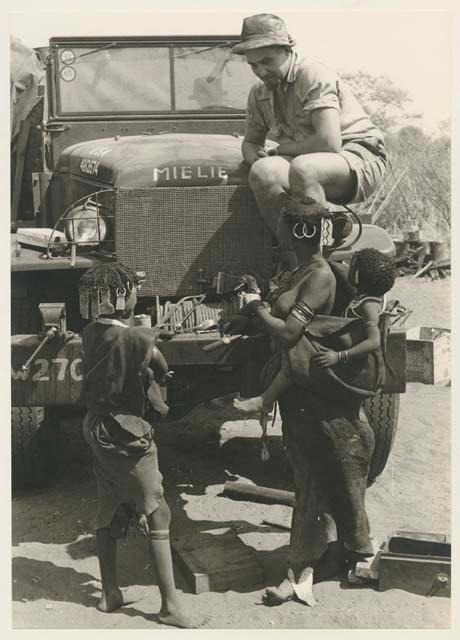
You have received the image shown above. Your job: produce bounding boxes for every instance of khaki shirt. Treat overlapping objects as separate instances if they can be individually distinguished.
[245,53,383,146]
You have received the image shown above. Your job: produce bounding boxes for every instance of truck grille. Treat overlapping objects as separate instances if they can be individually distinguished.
[115,186,273,297]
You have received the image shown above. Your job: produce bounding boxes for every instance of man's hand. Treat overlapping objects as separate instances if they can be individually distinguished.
[311,346,340,369]
[245,148,269,165]
[242,140,269,165]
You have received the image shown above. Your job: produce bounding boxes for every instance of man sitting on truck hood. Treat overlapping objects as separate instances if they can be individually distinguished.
[233,13,387,269]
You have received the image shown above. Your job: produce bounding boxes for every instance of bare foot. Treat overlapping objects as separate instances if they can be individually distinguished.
[314,542,347,583]
[158,605,209,629]
[97,587,143,612]
[234,396,273,415]
[262,578,294,606]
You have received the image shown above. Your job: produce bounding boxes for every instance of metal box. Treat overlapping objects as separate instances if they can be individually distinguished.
[406,326,451,385]
[379,531,451,597]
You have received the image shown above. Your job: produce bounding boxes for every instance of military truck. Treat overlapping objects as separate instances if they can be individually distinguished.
[11,35,404,486]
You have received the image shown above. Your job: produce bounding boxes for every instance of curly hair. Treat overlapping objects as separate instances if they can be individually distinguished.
[353,248,396,296]
[79,262,140,294]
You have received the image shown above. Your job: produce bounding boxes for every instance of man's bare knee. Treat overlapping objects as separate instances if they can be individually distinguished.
[249,157,286,192]
[289,157,321,186]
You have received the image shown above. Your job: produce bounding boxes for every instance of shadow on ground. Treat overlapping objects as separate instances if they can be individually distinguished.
[12,397,295,615]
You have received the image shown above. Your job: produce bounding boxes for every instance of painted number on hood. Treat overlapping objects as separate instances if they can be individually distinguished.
[11,358,83,382]
[80,158,100,175]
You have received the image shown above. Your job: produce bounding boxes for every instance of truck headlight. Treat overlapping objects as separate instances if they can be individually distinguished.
[64,201,108,247]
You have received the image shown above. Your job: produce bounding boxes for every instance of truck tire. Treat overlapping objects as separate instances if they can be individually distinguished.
[363,392,400,485]
[11,406,45,457]
[11,406,53,490]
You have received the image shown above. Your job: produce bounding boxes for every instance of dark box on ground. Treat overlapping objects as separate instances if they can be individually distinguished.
[172,529,264,594]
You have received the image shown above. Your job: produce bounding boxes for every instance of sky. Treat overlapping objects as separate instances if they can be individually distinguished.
[8,2,454,133]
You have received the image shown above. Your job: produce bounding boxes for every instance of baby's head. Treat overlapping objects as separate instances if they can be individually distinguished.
[79,262,143,320]
[349,248,396,296]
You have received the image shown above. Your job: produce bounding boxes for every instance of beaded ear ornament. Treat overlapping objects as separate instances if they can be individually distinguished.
[90,289,100,319]
[320,218,334,247]
[99,288,115,315]
[116,287,126,311]
[80,287,116,319]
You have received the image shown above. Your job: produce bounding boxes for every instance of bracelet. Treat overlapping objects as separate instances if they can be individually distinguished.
[338,350,349,363]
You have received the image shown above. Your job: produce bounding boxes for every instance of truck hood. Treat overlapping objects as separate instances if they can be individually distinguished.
[55,132,251,187]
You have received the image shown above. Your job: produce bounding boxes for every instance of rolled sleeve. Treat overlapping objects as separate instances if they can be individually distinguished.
[244,87,268,143]
[297,62,340,115]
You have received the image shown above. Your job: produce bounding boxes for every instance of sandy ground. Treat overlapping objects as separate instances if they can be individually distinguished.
[12,276,451,629]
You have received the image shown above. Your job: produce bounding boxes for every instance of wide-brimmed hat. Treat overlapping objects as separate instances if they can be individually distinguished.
[232,14,295,55]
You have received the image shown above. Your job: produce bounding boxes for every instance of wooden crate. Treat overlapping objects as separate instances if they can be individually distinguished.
[171,529,264,594]
[406,326,451,385]
[379,531,451,597]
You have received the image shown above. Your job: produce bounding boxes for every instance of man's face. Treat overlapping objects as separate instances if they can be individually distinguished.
[245,46,290,90]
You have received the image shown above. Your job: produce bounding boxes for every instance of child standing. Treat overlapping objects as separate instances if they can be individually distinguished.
[80,262,202,628]
[234,248,396,416]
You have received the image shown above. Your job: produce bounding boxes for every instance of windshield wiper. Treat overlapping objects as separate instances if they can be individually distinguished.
[175,42,233,59]
[76,42,118,59]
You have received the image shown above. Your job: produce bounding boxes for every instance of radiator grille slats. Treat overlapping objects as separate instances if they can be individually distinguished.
[115,186,272,296]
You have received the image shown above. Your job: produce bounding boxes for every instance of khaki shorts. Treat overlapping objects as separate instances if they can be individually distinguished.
[338,139,387,204]
[83,411,164,535]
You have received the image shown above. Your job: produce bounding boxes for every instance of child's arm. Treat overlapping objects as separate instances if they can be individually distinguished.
[147,347,170,417]
[150,346,169,378]
[312,300,381,368]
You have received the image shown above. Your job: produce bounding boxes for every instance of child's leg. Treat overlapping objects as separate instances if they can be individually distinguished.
[96,527,142,612]
[146,498,202,628]
[96,528,119,612]
[234,367,291,414]
[262,366,291,406]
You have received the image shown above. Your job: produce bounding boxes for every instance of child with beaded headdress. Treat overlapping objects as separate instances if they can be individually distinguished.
[79,262,204,628]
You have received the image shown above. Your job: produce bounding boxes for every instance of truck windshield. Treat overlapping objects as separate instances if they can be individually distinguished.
[55,43,255,115]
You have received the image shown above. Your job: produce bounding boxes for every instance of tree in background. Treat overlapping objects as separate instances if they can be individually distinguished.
[341,71,450,241]
[340,70,421,131]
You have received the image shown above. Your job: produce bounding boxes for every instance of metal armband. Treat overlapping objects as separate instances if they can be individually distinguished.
[289,301,316,326]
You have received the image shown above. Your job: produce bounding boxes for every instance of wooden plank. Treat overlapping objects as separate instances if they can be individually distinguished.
[262,518,291,531]
[223,480,295,507]
[412,260,433,279]
[171,530,264,594]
